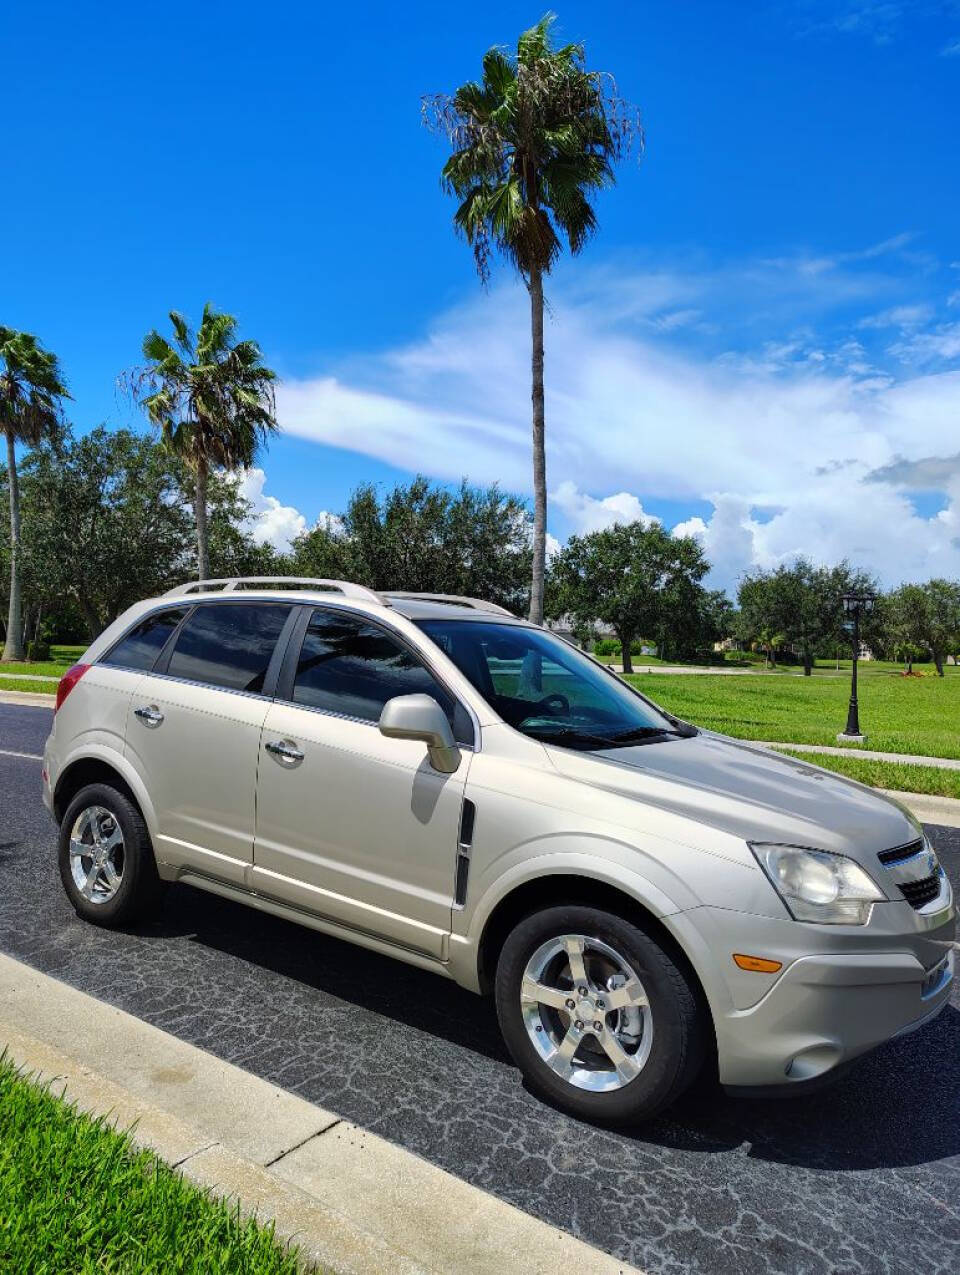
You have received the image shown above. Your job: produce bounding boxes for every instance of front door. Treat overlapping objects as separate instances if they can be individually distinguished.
[252,607,473,958]
[124,600,293,885]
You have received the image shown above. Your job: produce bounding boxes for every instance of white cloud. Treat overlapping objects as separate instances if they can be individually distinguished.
[890,322,960,364]
[857,303,933,329]
[235,467,307,552]
[551,480,659,534]
[941,38,960,56]
[274,253,960,593]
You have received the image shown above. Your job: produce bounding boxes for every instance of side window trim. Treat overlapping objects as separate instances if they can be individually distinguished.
[276,604,313,703]
[153,599,295,698]
[153,605,196,674]
[100,603,194,674]
[278,604,477,749]
[261,605,304,700]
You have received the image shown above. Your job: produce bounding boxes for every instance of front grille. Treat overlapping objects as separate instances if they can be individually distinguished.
[898,874,942,909]
[878,838,924,866]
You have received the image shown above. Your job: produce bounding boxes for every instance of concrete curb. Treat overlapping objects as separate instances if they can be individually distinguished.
[0,953,636,1275]
[877,790,960,830]
[757,740,960,770]
[0,688,56,706]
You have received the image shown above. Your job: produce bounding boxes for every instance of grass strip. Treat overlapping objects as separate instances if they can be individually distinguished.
[774,749,960,798]
[625,670,960,759]
[0,678,59,695]
[0,1052,313,1274]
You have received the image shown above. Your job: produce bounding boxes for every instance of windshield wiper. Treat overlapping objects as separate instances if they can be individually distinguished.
[605,726,683,744]
[523,726,622,750]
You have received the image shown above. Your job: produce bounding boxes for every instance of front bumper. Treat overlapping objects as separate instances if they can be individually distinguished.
[677,893,956,1089]
[716,945,954,1088]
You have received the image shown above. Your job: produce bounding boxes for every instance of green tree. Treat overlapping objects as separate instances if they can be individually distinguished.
[16,427,192,639]
[738,559,880,675]
[292,476,532,610]
[0,327,69,660]
[887,579,960,676]
[549,522,710,674]
[126,305,279,581]
[425,14,640,626]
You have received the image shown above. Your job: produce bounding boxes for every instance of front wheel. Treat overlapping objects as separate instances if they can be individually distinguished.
[495,905,707,1124]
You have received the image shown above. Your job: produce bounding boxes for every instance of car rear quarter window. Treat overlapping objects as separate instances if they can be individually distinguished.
[102,607,188,672]
[291,609,473,743]
[165,603,291,694]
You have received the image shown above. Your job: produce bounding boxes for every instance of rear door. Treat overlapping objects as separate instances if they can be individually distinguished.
[252,606,473,958]
[123,600,295,885]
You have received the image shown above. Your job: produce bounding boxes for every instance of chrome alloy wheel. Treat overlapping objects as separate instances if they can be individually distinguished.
[520,934,653,1092]
[68,806,124,905]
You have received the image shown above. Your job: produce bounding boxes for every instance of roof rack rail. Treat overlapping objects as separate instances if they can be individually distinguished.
[383,591,514,616]
[164,577,386,604]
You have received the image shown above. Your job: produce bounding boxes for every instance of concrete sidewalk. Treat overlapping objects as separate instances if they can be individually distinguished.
[757,740,960,770]
[0,954,634,1275]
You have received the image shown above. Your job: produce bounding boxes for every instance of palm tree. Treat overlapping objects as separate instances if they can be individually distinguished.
[1,327,69,661]
[424,13,640,624]
[127,305,279,580]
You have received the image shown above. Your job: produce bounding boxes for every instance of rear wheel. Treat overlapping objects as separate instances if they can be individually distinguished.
[495,904,706,1124]
[58,783,165,927]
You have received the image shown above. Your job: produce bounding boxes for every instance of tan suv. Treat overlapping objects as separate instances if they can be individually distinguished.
[43,578,956,1123]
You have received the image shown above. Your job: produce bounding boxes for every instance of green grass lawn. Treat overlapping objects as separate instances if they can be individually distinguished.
[0,677,59,695]
[773,749,960,799]
[625,666,959,759]
[0,1054,312,1273]
[0,644,85,677]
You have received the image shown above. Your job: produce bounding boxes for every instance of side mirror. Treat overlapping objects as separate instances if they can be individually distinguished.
[378,694,462,774]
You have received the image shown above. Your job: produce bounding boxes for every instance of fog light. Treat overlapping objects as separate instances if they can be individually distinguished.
[733,953,783,973]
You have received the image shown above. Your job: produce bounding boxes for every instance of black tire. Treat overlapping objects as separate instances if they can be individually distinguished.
[495,904,707,1124]
[58,782,166,927]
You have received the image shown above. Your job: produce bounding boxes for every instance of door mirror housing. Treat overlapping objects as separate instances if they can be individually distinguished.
[378,694,462,774]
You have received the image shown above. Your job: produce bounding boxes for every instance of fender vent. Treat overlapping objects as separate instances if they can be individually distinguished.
[454,799,476,908]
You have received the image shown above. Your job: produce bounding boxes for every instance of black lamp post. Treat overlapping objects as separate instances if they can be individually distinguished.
[839,593,876,742]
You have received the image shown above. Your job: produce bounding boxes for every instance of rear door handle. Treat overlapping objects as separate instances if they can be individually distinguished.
[134,705,164,727]
[265,739,304,764]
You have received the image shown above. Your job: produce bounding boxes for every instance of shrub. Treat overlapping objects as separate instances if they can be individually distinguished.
[26,640,51,662]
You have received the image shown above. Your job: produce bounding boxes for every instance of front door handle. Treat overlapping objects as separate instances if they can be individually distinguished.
[134,705,164,727]
[265,739,304,764]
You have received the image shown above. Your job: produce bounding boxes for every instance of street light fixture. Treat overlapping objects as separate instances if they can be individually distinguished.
[839,593,876,743]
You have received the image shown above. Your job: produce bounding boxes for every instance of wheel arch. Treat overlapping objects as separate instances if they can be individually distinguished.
[473,872,718,1066]
[53,751,151,827]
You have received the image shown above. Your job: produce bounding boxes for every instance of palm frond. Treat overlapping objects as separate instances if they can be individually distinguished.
[424,11,640,281]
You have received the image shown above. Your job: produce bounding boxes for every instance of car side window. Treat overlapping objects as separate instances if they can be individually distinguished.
[102,607,188,672]
[166,603,292,694]
[291,609,473,744]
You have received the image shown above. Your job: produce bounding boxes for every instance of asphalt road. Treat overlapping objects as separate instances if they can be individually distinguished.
[2,701,958,1275]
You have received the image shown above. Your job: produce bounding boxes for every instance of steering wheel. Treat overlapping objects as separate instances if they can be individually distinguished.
[536,693,570,716]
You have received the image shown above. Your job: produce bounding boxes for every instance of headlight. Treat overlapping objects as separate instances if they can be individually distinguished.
[751,843,885,925]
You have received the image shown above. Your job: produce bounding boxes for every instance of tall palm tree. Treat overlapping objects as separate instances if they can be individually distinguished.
[425,13,640,624]
[128,305,279,580]
[1,327,69,661]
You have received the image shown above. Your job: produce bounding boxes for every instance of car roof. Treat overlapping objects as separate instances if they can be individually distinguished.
[145,589,530,625]
[386,597,530,625]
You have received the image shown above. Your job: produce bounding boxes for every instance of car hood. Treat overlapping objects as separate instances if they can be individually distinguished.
[543,730,920,858]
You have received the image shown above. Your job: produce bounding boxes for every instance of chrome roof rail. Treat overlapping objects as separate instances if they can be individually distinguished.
[383,591,514,616]
[164,577,386,603]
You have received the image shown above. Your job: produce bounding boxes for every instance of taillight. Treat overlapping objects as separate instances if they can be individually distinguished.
[56,663,90,712]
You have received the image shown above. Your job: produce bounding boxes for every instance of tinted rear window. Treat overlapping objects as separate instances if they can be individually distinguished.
[166,603,291,693]
[102,608,187,672]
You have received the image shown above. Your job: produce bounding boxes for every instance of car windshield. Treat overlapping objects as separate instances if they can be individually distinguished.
[416,619,692,751]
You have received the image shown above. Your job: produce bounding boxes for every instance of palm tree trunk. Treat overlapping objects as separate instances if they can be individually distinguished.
[194,461,210,581]
[528,263,547,626]
[2,431,25,662]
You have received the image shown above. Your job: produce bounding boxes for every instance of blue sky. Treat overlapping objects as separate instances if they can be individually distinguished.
[4,1,960,588]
